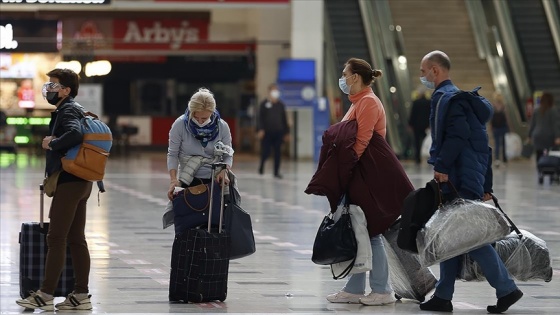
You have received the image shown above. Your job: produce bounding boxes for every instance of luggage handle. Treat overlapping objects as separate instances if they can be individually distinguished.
[208,162,227,233]
[491,194,523,239]
[39,184,44,228]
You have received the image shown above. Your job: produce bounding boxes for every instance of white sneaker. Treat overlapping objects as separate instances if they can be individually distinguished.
[55,292,92,310]
[360,291,397,306]
[15,290,54,311]
[326,291,363,304]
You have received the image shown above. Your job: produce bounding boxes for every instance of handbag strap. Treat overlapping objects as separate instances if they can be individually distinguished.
[491,194,523,239]
[435,180,460,202]
[183,184,210,212]
[330,256,356,280]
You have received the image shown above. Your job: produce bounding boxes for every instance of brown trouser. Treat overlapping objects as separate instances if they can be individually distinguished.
[41,180,93,295]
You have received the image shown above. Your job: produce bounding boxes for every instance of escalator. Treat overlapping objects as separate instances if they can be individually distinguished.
[324,0,370,111]
[508,0,560,99]
[324,0,406,154]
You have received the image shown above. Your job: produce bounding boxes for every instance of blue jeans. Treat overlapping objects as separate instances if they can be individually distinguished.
[435,244,518,300]
[342,235,392,294]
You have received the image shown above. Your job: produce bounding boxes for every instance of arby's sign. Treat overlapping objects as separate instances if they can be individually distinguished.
[113,19,209,50]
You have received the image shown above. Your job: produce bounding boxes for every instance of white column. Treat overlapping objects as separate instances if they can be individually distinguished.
[290,0,324,159]
[291,0,324,96]
[251,7,292,99]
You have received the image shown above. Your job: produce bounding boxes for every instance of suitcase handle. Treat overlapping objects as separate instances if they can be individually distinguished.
[208,162,227,233]
[39,184,45,229]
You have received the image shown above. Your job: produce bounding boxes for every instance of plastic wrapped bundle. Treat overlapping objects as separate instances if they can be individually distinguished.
[417,198,510,267]
[383,221,436,302]
[461,229,553,282]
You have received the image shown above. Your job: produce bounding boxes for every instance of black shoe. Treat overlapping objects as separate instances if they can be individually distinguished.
[274,174,283,179]
[258,167,263,175]
[487,289,523,314]
[419,295,453,312]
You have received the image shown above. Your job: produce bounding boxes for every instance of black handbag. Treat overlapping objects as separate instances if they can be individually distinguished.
[172,180,222,234]
[225,199,256,260]
[312,205,357,265]
[397,180,440,253]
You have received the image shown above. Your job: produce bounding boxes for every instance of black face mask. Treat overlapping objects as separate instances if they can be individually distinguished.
[46,92,61,105]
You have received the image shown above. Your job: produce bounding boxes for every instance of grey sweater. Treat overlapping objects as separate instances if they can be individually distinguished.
[167,115,233,179]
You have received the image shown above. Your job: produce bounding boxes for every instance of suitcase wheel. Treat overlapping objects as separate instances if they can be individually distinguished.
[538,175,544,184]
[395,293,402,300]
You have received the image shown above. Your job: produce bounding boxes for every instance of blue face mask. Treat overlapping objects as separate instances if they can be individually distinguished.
[339,76,352,94]
[420,76,435,89]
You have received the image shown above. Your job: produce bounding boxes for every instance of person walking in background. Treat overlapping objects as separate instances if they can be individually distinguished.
[418,50,522,313]
[308,58,413,306]
[528,92,560,165]
[491,92,509,166]
[408,85,431,165]
[257,83,289,179]
[16,69,94,311]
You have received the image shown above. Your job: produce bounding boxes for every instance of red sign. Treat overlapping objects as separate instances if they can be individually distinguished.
[113,19,209,50]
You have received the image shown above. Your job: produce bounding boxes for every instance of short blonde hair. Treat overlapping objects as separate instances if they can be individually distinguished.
[188,88,216,118]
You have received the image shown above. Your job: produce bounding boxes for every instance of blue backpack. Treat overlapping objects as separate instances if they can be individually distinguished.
[61,112,112,182]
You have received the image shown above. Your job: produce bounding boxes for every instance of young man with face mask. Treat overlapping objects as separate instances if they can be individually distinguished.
[16,68,94,311]
[418,50,522,313]
[256,83,289,178]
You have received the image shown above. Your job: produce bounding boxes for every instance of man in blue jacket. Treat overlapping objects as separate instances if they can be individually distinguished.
[418,51,522,313]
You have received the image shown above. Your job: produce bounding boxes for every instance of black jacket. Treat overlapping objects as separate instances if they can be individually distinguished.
[408,96,431,132]
[256,99,289,134]
[45,97,84,177]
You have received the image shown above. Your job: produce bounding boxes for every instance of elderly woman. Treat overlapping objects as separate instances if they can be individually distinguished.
[166,87,234,234]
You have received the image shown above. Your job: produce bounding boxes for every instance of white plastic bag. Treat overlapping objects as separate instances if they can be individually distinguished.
[416,198,510,267]
[331,205,372,278]
[505,132,522,160]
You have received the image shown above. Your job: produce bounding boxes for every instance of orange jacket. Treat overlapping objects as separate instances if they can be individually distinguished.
[342,87,386,158]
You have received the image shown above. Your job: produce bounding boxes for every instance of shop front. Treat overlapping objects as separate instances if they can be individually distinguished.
[62,16,256,149]
[0,18,62,150]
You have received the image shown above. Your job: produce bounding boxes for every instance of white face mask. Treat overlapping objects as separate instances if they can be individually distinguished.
[270,90,281,99]
[192,117,211,127]
[420,76,435,89]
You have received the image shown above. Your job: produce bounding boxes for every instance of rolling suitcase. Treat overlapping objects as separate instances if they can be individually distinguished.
[19,184,74,298]
[169,162,230,303]
[537,149,560,184]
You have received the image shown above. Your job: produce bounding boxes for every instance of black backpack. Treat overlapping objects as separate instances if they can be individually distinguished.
[397,180,440,253]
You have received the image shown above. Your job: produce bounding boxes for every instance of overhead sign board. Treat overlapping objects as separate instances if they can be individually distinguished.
[0,19,59,52]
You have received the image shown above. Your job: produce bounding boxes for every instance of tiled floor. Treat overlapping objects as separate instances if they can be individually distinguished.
[1,151,559,314]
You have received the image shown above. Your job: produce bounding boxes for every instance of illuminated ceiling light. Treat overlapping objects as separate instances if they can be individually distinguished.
[55,60,82,74]
[85,60,112,77]
[398,55,407,64]
[389,86,397,93]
